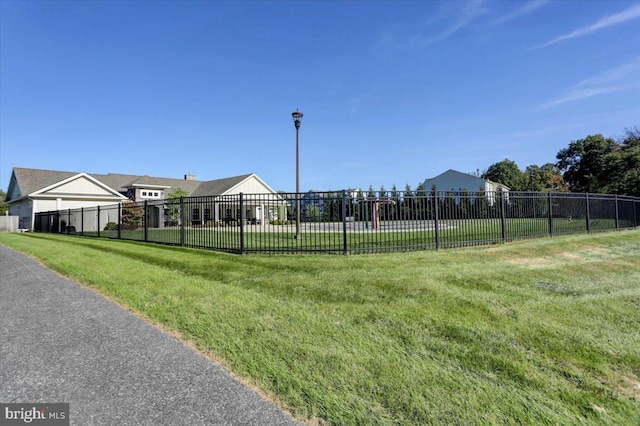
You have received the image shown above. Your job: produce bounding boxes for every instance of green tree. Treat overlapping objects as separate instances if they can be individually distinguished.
[604,127,640,196]
[0,190,7,215]
[482,159,525,190]
[168,188,189,199]
[524,163,566,192]
[166,188,189,226]
[305,204,321,222]
[367,185,376,200]
[556,134,619,193]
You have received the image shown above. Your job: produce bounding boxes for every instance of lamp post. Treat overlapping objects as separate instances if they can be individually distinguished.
[292,109,303,239]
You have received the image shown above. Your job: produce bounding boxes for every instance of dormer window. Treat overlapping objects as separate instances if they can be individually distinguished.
[141,190,161,199]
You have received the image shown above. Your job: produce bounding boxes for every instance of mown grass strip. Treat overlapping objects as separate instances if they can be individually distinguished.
[1,231,638,425]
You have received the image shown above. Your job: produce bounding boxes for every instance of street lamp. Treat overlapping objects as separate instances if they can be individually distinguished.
[292,109,303,239]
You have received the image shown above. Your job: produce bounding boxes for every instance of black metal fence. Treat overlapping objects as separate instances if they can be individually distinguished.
[34,190,640,254]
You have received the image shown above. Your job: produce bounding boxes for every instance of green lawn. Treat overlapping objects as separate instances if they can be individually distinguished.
[1,231,639,425]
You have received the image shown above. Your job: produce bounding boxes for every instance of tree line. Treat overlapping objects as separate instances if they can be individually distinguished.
[482,127,639,197]
[363,126,639,198]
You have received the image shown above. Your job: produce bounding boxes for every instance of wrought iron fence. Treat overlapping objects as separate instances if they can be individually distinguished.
[34,190,640,254]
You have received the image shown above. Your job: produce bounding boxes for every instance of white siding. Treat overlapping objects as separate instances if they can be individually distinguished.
[44,176,115,196]
[230,177,272,194]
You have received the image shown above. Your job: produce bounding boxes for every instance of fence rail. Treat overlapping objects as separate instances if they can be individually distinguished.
[34,190,640,254]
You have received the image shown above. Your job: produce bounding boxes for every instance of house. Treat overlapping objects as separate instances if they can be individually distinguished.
[5,167,284,230]
[422,169,509,205]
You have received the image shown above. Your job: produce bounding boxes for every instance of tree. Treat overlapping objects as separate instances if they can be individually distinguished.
[608,127,640,197]
[121,200,144,229]
[482,159,525,190]
[166,188,189,226]
[524,163,566,192]
[0,190,7,215]
[556,134,618,193]
[168,188,189,199]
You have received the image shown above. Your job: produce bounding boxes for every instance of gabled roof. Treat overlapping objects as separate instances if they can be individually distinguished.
[423,169,484,184]
[423,169,510,191]
[30,172,126,199]
[6,167,275,201]
[190,174,254,197]
[8,168,78,201]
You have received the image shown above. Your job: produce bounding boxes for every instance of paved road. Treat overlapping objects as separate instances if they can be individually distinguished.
[0,245,301,426]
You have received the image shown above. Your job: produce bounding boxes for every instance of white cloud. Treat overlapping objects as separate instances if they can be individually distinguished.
[533,4,640,49]
[572,58,640,88]
[535,87,621,110]
[534,59,640,110]
[408,0,489,46]
[490,0,549,26]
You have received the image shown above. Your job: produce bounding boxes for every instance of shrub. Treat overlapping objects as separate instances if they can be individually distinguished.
[104,222,118,231]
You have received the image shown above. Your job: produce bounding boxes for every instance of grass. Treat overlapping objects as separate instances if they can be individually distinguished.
[1,230,639,425]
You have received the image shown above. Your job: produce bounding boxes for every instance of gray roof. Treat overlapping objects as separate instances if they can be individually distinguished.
[9,168,78,198]
[189,174,253,197]
[6,167,259,202]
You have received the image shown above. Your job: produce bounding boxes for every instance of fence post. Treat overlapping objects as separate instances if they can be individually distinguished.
[547,192,553,237]
[614,195,619,231]
[67,209,71,234]
[239,193,245,254]
[500,191,507,243]
[97,206,101,237]
[81,207,84,236]
[434,190,441,250]
[180,197,185,247]
[342,190,348,255]
[584,192,591,234]
[144,200,149,242]
[117,203,121,239]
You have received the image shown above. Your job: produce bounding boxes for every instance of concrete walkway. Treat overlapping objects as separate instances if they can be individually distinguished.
[0,245,301,426]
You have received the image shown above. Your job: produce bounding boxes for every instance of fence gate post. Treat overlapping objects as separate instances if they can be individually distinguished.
[117,203,121,239]
[180,197,185,247]
[144,200,149,242]
[342,190,348,255]
[239,193,245,254]
[547,192,553,237]
[585,193,591,234]
[434,190,441,250]
[614,195,620,230]
[500,191,507,243]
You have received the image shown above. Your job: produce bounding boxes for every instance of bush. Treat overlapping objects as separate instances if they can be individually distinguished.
[104,222,118,231]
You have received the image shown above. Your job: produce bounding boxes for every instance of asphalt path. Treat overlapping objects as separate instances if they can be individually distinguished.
[0,245,301,426]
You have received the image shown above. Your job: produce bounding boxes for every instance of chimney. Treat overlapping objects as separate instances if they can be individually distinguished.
[184,172,197,181]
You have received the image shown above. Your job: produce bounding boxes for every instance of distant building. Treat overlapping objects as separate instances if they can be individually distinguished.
[5,167,284,230]
[422,169,509,205]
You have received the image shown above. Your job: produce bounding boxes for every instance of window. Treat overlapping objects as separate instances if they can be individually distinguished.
[140,189,162,199]
[192,208,200,221]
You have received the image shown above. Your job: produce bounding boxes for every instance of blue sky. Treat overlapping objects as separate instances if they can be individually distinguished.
[1,0,639,193]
